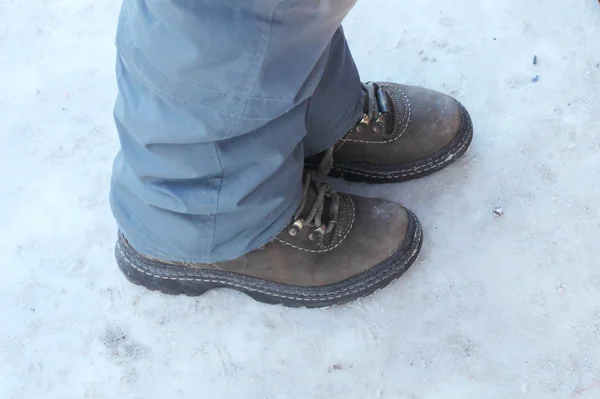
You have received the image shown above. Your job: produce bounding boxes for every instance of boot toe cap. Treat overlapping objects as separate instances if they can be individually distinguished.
[382,83,464,161]
[338,195,412,274]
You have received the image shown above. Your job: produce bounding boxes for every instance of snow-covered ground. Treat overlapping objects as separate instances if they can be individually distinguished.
[2,0,599,398]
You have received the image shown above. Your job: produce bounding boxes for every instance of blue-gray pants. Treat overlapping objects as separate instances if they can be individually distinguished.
[110,0,363,262]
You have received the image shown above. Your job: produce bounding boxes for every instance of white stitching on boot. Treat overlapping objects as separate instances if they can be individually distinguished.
[118,213,422,302]
[331,126,471,178]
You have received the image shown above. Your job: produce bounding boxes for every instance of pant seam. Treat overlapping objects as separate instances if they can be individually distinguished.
[223,4,279,140]
[208,2,279,262]
[208,142,224,262]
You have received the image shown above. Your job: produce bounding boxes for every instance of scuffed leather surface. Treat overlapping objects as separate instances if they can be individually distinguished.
[335,83,462,165]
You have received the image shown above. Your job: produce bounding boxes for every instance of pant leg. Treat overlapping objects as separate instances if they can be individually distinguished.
[110,0,358,262]
[304,28,365,156]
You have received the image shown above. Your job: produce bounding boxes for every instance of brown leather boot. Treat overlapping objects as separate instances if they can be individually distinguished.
[306,82,473,183]
[116,173,422,308]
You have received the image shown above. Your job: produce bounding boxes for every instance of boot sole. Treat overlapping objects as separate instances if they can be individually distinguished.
[310,100,473,184]
[115,211,423,308]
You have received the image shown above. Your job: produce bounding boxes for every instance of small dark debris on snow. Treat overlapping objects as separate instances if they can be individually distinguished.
[533,55,537,65]
[531,75,540,83]
[332,363,343,370]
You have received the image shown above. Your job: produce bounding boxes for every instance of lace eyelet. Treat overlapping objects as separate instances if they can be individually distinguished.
[309,225,326,241]
[288,219,304,236]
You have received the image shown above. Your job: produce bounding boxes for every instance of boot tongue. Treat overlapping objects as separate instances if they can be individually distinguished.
[363,83,395,134]
[376,86,392,116]
[375,87,395,135]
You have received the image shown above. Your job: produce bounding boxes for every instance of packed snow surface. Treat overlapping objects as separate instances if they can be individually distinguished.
[1,1,599,398]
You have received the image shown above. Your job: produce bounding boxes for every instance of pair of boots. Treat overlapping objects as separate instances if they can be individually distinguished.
[116,82,473,308]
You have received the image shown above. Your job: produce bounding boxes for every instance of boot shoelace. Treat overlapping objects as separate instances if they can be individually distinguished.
[288,173,340,241]
[360,81,392,135]
[288,83,389,240]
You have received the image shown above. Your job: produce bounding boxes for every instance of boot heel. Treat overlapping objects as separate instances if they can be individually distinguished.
[115,241,214,296]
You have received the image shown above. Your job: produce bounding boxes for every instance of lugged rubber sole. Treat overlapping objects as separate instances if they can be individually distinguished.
[116,211,423,308]
[307,100,473,184]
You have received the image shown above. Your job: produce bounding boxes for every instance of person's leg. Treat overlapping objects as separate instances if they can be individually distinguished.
[110,0,359,263]
[303,27,364,157]
[111,0,425,307]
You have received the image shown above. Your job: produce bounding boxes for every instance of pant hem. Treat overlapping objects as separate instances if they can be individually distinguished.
[115,189,300,264]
